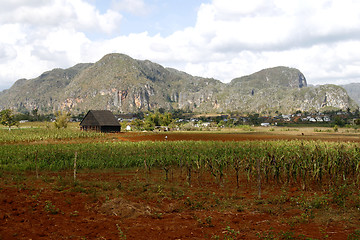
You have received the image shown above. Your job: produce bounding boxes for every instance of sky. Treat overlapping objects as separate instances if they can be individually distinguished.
[1,0,360,91]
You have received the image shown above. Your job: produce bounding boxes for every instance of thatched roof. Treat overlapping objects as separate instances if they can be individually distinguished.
[80,110,120,127]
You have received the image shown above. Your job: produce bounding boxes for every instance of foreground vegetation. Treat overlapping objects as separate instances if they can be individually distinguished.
[2,124,360,239]
[1,138,359,190]
[0,122,104,143]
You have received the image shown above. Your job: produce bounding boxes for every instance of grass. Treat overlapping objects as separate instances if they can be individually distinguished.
[116,224,127,239]
[44,200,60,214]
[1,138,360,193]
[0,122,104,144]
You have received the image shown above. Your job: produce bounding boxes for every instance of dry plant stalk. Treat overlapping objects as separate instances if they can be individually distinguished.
[74,151,77,181]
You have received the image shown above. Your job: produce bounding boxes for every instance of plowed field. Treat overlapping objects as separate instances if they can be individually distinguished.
[117,130,360,142]
[1,130,360,239]
[2,170,358,240]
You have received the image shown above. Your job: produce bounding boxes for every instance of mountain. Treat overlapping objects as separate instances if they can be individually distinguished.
[341,83,360,105]
[59,54,224,113]
[0,53,358,115]
[0,63,92,113]
[220,68,356,114]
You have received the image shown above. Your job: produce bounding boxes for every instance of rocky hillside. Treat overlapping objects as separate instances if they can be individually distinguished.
[341,83,360,105]
[0,63,92,113]
[0,53,357,115]
[219,68,355,114]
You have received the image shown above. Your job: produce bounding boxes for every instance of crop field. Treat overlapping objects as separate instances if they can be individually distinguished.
[1,124,360,239]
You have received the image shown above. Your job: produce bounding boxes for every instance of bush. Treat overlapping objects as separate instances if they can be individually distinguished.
[54,111,70,129]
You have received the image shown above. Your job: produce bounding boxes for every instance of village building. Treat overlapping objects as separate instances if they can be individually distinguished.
[195,122,211,128]
[80,110,121,133]
[154,126,169,132]
[116,113,137,122]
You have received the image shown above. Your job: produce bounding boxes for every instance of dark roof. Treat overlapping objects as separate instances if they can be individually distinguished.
[80,110,120,126]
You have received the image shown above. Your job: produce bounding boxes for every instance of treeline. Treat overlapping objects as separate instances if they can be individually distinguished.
[122,112,174,131]
[12,109,55,122]
[6,107,360,129]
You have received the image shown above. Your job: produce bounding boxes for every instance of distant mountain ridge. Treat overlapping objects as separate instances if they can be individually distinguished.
[0,53,358,115]
[341,83,360,105]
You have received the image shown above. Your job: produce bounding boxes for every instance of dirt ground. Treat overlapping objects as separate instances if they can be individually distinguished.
[1,169,359,240]
[116,130,360,143]
[1,130,360,239]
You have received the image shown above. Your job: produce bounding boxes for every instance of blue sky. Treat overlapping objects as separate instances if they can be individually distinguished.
[85,0,210,38]
[0,0,360,91]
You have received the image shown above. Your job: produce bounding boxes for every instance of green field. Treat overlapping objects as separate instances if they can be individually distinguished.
[1,123,359,190]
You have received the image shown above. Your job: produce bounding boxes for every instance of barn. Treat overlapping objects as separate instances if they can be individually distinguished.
[80,110,121,133]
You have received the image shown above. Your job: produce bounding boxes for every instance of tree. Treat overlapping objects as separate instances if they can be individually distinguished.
[143,112,174,131]
[32,108,39,121]
[54,111,70,129]
[159,112,173,126]
[158,107,165,114]
[217,120,226,128]
[130,118,143,130]
[248,113,261,126]
[334,116,345,127]
[0,109,19,131]
[354,109,360,118]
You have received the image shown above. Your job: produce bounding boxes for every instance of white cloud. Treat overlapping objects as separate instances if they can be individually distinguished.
[0,43,17,63]
[111,0,148,15]
[193,0,360,52]
[31,28,91,66]
[0,0,122,34]
[163,0,360,84]
[0,0,124,90]
[0,0,48,12]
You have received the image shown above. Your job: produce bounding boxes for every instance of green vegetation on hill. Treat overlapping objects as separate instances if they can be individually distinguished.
[0,63,92,113]
[342,83,360,105]
[0,53,357,115]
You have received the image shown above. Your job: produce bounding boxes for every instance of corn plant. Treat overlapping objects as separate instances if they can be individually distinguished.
[1,139,360,190]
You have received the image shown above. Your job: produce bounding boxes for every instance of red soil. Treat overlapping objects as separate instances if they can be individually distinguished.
[1,131,359,239]
[1,169,358,240]
[118,131,360,142]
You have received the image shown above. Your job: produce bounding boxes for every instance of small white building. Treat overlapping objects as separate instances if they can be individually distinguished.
[261,123,270,127]
[309,118,317,122]
[315,117,323,122]
[195,122,211,128]
[323,116,331,122]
